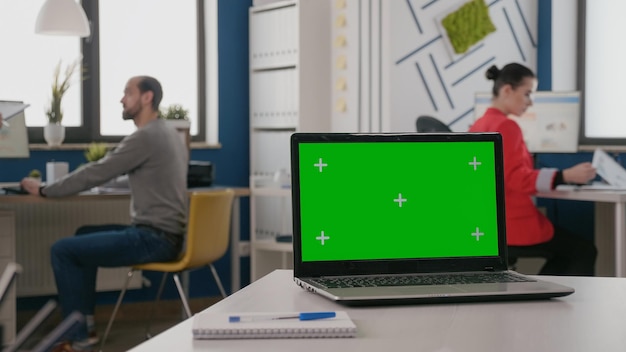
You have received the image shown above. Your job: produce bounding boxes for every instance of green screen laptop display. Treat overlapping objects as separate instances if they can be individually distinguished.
[294,135,501,263]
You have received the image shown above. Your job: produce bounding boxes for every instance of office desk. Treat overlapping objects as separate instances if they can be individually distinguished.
[0,186,249,296]
[0,186,249,345]
[537,188,626,277]
[129,269,626,352]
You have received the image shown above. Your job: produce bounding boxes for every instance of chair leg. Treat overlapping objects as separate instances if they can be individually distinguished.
[99,270,135,352]
[143,272,169,340]
[173,273,192,318]
[209,264,227,298]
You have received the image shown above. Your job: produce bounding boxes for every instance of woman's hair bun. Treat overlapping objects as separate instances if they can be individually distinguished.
[485,65,500,81]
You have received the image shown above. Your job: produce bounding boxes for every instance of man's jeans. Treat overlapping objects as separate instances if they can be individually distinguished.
[50,225,182,343]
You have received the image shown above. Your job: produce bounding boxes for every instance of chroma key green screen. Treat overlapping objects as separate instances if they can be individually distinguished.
[297,141,500,262]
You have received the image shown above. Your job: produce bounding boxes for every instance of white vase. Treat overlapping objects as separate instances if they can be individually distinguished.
[43,122,65,147]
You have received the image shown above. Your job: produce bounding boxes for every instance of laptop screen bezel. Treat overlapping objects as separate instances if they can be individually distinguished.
[290,132,510,278]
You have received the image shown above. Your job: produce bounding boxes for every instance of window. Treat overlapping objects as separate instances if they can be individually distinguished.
[97,0,200,137]
[0,0,215,144]
[580,0,626,145]
[0,0,81,127]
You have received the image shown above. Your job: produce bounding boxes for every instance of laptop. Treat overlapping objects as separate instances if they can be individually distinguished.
[2,186,29,195]
[290,132,574,305]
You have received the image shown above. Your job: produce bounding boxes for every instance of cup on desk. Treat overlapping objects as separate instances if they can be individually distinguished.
[46,162,69,184]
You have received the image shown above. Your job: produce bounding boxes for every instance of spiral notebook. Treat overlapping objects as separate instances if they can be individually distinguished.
[192,311,356,339]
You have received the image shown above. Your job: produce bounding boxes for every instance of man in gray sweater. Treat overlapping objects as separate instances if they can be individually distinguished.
[21,76,188,352]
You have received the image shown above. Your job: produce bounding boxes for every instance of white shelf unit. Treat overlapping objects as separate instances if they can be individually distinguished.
[250,176,294,281]
[249,0,330,282]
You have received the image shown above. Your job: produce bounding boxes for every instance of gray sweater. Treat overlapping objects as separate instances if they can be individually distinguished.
[43,119,188,235]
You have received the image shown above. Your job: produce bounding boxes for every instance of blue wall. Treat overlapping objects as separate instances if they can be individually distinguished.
[536,0,552,91]
[535,0,595,242]
[15,0,252,309]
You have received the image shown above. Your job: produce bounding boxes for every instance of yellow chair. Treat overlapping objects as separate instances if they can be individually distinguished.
[99,189,235,349]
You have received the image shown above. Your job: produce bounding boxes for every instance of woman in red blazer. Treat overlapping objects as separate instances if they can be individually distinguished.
[469,63,597,275]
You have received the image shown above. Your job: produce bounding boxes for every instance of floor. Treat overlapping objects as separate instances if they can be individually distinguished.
[15,296,221,352]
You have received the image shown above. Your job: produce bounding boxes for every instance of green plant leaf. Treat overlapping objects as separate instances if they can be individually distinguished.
[28,169,42,178]
[84,142,109,162]
[160,104,190,120]
[46,58,83,124]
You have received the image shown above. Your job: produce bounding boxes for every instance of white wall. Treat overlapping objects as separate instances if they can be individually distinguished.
[551,0,577,91]
[332,0,539,133]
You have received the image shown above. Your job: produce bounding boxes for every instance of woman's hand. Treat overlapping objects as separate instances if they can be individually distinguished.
[563,162,596,185]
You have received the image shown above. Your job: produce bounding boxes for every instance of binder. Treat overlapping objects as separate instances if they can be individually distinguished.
[192,311,357,339]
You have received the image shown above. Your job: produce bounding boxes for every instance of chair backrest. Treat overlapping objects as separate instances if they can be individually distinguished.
[179,189,235,269]
[416,115,452,132]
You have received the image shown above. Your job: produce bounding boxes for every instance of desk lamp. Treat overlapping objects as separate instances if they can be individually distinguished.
[35,0,90,38]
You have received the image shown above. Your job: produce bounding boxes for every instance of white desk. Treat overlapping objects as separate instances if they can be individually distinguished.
[537,188,626,277]
[129,269,626,352]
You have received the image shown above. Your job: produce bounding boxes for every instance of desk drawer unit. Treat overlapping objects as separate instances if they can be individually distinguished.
[0,210,16,345]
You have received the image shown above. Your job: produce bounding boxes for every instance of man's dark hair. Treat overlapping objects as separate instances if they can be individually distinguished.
[137,76,163,111]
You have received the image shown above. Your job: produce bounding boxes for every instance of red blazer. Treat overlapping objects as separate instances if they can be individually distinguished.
[469,108,554,245]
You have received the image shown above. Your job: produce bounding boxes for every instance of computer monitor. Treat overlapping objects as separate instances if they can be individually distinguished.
[0,100,30,158]
[474,91,580,153]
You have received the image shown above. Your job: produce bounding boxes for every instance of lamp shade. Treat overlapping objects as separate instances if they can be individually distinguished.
[35,0,90,37]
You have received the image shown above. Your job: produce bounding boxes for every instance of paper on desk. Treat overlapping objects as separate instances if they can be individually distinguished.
[592,149,626,188]
[0,101,30,121]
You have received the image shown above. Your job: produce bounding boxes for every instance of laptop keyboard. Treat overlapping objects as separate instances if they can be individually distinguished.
[312,272,535,288]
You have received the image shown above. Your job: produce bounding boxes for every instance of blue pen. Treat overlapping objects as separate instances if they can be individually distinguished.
[229,312,336,323]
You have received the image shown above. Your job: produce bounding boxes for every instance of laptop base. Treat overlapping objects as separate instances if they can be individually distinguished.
[295,276,574,306]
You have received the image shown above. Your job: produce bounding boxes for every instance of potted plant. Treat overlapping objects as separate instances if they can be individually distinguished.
[75,142,109,171]
[160,104,189,121]
[43,58,81,147]
[84,142,109,163]
[161,104,191,150]
[28,169,42,182]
